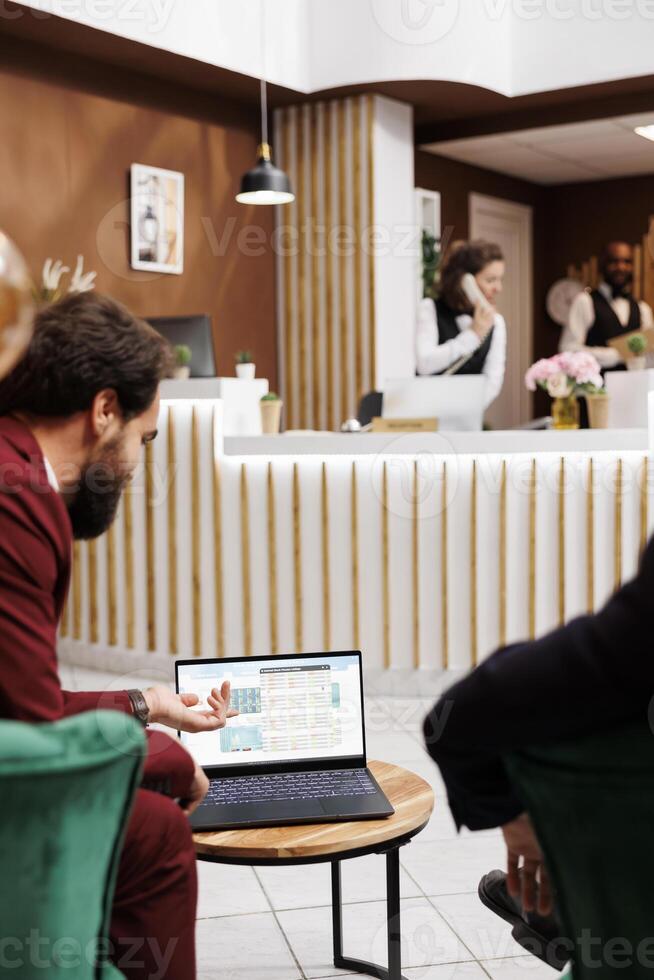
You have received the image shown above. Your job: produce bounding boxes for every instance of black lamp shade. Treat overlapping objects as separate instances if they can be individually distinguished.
[236,153,294,206]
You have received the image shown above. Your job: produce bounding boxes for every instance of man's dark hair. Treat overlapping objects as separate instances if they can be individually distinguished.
[0,291,173,420]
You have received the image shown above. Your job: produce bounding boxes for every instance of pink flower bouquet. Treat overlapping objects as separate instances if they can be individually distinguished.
[524,352,604,399]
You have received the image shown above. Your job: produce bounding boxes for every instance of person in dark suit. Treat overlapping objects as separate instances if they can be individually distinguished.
[423,537,654,966]
[0,292,238,979]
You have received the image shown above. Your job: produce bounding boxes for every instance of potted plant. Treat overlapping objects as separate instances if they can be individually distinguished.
[172,344,192,380]
[235,350,255,380]
[525,351,603,430]
[260,392,283,434]
[627,333,647,371]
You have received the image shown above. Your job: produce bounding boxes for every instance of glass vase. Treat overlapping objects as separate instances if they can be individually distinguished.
[551,394,580,430]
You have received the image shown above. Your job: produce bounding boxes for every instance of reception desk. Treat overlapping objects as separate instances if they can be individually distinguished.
[58,401,652,682]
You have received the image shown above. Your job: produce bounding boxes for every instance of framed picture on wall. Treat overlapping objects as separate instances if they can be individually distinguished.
[130,164,184,274]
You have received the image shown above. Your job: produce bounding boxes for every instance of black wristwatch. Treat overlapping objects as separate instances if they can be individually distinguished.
[127,689,150,726]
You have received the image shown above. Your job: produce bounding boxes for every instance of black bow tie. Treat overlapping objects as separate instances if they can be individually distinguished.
[611,285,631,299]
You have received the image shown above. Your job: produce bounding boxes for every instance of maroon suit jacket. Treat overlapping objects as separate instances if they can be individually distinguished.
[0,416,194,798]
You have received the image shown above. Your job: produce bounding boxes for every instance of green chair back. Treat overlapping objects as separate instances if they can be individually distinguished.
[507,720,654,979]
[0,710,145,979]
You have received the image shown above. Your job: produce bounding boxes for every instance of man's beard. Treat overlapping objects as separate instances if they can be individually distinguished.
[68,435,131,540]
[606,271,633,297]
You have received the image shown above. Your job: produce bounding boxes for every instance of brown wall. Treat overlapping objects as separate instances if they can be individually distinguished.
[543,173,654,282]
[0,41,278,386]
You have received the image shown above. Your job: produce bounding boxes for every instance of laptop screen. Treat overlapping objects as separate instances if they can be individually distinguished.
[176,652,365,770]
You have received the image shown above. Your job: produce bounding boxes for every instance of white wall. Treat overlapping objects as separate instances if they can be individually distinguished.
[372,96,417,386]
[15,0,654,98]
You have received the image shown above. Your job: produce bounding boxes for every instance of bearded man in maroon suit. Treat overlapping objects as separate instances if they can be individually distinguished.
[0,291,237,980]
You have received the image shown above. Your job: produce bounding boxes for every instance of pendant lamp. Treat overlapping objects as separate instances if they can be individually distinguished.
[236,76,294,206]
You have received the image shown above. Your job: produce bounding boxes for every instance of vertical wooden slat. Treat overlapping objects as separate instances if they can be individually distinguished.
[311,104,321,429]
[589,255,599,288]
[167,406,178,655]
[293,462,303,651]
[338,99,349,423]
[72,541,81,640]
[367,93,376,391]
[440,461,449,670]
[296,106,308,427]
[106,523,117,647]
[352,96,364,403]
[87,540,98,644]
[267,462,278,655]
[191,408,201,657]
[412,459,420,670]
[470,460,478,667]
[558,457,566,627]
[123,486,134,649]
[640,454,649,558]
[282,110,294,429]
[351,461,360,650]
[240,463,252,657]
[322,462,331,650]
[144,441,156,651]
[324,102,335,431]
[633,243,643,301]
[381,460,390,669]
[528,459,536,640]
[498,460,507,648]
[614,458,623,592]
[587,458,595,614]
[212,407,224,658]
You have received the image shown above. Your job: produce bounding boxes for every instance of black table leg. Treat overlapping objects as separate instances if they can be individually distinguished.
[330,848,408,980]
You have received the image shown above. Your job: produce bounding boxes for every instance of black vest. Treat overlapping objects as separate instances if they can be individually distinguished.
[586,288,641,347]
[430,298,493,376]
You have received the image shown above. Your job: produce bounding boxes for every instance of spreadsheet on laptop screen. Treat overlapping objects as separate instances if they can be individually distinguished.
[177,654,365,768]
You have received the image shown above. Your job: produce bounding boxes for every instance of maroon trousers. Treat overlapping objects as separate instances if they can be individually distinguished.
[110,790,198,980]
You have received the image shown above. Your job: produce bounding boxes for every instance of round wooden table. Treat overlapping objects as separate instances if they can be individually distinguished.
[194,761,435,980]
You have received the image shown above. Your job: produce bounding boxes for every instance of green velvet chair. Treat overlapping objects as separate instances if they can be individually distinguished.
[507,719,654,979]
[0,710,145,979]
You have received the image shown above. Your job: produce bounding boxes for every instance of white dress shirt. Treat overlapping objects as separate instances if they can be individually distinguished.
[560,282,653,369]
[44,457,59,492]
[415,297,507,410]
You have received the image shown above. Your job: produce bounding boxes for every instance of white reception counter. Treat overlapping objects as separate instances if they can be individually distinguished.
[59,405,653,684]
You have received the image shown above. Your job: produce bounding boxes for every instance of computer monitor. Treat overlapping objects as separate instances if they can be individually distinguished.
[382,376,486,431]
[175,652,366,773]
[146,314,216,378]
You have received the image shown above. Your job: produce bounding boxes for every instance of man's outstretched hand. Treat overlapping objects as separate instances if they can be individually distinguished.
[144,681,239,733]
[502,811,553,916]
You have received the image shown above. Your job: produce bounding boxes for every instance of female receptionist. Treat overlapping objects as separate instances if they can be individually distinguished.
[416,239,507,409]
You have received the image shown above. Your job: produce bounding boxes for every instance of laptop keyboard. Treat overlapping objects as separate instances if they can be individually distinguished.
[204,769,377,806]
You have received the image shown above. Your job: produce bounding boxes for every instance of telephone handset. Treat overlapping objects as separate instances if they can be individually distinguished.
[461,272,493,313]
[442,273,494,376]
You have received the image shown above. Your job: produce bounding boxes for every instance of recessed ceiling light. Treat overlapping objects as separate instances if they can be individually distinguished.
[634,126,654,142]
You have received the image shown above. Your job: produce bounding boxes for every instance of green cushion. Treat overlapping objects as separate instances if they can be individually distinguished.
[0,711,144,979]
[507,720,654,980]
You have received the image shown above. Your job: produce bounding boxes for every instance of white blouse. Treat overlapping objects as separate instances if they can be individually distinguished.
[415,298,507,410]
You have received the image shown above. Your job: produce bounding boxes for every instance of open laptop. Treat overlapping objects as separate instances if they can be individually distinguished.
[175,651,394,830]
[382,377,485,431]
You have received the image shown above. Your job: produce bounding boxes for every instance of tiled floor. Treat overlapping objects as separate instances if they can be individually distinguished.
[60,665,559,980]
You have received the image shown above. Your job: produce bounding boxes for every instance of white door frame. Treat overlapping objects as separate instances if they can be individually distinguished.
[469,192,533,428]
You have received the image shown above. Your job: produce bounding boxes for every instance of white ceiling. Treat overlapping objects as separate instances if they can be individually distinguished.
[421,113,654,185]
